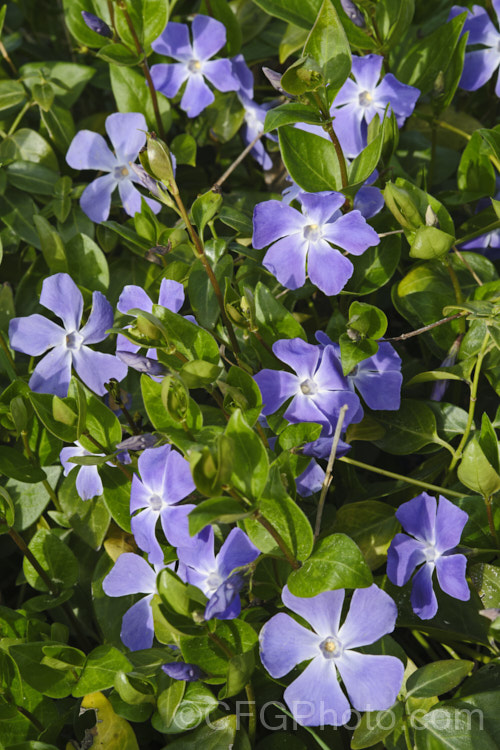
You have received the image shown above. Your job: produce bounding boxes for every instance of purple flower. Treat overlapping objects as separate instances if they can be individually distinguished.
[66,112,160,223]
[252,192,380,296]
[340,0,365,28]
[260,584,404,726]
[387,493,470,620]
[330,55,420,157]
[130,444,196,564]
[302,432,352,460]
[162,662,203,682]
[116,278,187,378]
[254,338,362,432]
[459,187,500,259]
[316,333,403,412]
[8,273,127,397]
[116,434,158,452]
[102,552,165,650]
[81,10,112,38]
[295,460,325,496]
[450,4,500,94]
[231,53,254,99]
[177,527,259,620]
[150,16,240,118]
[60,442,105,501]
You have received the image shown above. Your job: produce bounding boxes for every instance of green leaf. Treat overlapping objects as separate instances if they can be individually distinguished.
[7,466,60,532]
[287,533,372,596]
[458,436,500,497]
[101,465,132,532]
[332,501,400,570]
[348,301,388,339]
[73,645,133,697]
[0,189,41,249]
[458,131,496,197]
[406,660,473,699]
[187,255,233,330]
[409,226,456,260]
[33,215,68,273]
[200,0,242,56]
[0,80,26,112]
[188,497,251,536]
[156,679,186,730]
[6,160,59,200]
[221,650,255,699]
[251,0,322,29]
[40,105,75,154]
[58,471,110,549]
[344,233,401,296]
[0,485,15,531]
[254,281,306,345]
[23,528,78,592]
[303,0,351,95]
[278,126,341,191]
[97,42,141,65]
[221,366,263,427]
[0,447,46,483]
[373,400,447,455]
[110,65,171,132]
[9,641,83,699]
[29,392,78,443]
[170,133,197,166]
[153,305,220,364]
[351,702,404,749]
[264,102,324,133]
[65,233,109,292]
[415,705,497,750]
[157,692,225,741]
[347,118,386,190]
[339,335,378,376]
[224,410,269,501]
[192,191,223,236]
[396,12,466,96]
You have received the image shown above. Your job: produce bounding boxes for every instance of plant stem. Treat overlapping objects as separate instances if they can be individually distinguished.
[7,100,31,136]
[314,404,348,540]
[245,681,257,744]
[212,132,264,191]
[9,527,58,593]
[83,432,133,481]
[0,329,17,372]
[338,456,465,498]
[484,495,499,547]
[312,92,348,189]
[253,511,300,569]
[16,705,44,732]
[208,630,234,658]
[445,330,490,478]
[458,220,500,246]
[384,312,466,342]
[445,261,466,334]
[168,178,241,355]
[403,716,413,750]
[116,1,165,139]
[453,246,483,286]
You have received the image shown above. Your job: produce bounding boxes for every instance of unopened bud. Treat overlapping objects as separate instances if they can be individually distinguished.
[117,350,167,377]
[340,0,365,28]
[147,134,176,187]
[425,204,439,227]
[81,11,113,38]
[116,433,158,451]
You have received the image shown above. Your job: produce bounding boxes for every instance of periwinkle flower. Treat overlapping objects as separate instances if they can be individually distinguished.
[150,16,240,118]
[116,433,158,452]
[260,584,404,726]
[450,4,500,93]
[130,444,196,564]
[116,350,168,377]
[295,459,325,497]
[238,93,275,170]
[177,526,259,620]
[66,112,160,223]
[162,662,203,682]
[340,0,365,28]
[81,10,112,38]
[387,493,470,620]
[253,191,380,296]
[8,273,127,398]
[60,442,105,501]
[254,338,362,432]
[330,55,420,157]
[102,552,165,650]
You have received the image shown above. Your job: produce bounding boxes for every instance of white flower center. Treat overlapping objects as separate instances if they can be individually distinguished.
[65,330,84,350]
[150,493,163,511]
[321,636,343,659]
[188,59,203,73]
[358,90,373,107]
[303,223,322,242]
[245,107,264,133]
[424,545,439,564]
[300,378,319,396]
[205,569,224,595]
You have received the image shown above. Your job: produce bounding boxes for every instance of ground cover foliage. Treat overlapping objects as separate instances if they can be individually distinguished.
[2,0,500,748]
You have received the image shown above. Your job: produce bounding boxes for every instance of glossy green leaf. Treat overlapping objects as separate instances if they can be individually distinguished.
[406,660,473,699]
[278,126,341,191]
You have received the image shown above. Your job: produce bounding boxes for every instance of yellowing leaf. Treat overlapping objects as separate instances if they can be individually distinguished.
[81,691,139,749]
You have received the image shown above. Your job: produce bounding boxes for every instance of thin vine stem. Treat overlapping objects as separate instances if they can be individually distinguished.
[384,312,466,342]
[253,511,300,570]
[338,456,465,497]
[312,92,348,189]
[212,132,264,191]
[314,404,349,540]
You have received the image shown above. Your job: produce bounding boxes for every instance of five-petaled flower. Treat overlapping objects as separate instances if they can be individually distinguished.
[252,191,380,296]
[150,16,240,118]
[177,526,259,620]
[254,338,362,432]
[8,273,127,398]
[260,584,404,726]
[66,112,160,223]
[130,444,196,564]
[387,493,470,620]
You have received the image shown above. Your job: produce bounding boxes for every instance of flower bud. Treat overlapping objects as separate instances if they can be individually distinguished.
[81,11,112,38]
[147,134,176,187]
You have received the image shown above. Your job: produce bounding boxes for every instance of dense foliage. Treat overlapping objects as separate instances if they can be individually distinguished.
[1,0,500,748]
